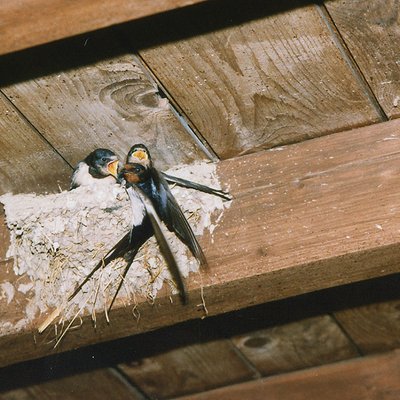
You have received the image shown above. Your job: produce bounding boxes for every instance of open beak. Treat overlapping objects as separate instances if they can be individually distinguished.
[132,150,148,161]
[107,160,120,178]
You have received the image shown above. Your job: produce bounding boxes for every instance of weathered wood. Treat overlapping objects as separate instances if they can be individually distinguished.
[1,32,206,171]
[178,350,400,400]
[326,0,400,119]
[232,315,359,375]
[120,337,256,398]
[3,119,400,367]
[0,93,71,194]
[0,0,211,56]
[137,2,381,158]
[335,300,400,354]
[0,368,142,400]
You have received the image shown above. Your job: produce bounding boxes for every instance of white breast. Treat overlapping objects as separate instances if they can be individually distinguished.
[71,162,116,189]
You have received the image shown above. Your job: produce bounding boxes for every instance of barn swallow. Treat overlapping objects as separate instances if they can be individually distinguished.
[125,146,208,267]
[127,144,232,201]
[120,163,187,303]
[121,149,208,268]
[70,148,120,189]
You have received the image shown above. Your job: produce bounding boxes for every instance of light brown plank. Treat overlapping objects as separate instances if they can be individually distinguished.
[335,300,400,354]
[326,0,400,119]
[0,93,71,194]
[0,368,142,400]
[2,32,205,171]
[120,337,256,399]
[0,0,210,56]
[3,119,400,367]
[232,316,358,375]
[177,350,400,400]
[137,2,381,158]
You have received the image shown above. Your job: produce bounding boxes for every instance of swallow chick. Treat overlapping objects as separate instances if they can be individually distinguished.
[127,144,232,201]
[70,148,120,189]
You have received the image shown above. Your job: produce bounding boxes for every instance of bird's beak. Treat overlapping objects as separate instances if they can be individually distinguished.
[107,160,120,178]
[132,150,148,161]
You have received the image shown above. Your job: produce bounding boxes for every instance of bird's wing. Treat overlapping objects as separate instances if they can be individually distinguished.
[68,218,153,303]
[162,172,232,201]
[68,232,130,303]
[69,162,83,190]
[127,185,187,304]
[152,168,207,268]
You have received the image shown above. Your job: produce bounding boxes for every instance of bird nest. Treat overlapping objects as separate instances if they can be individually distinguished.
[0,161,230,335]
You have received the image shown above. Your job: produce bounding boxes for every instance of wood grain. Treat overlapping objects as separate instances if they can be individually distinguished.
[335,300,400,354]
[3,119,400,367]
[2,32,206,172]
[0,0,210,55]
[178,350,400,400]
[138,3,381,158]
[0,93,71,194]
[120,338,256,399]
[232,316,358,375]
[326,0,400,119]
[0,369,142,400]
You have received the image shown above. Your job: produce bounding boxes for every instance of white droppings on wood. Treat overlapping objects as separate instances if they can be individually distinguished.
[0,282,15,304]
[0,161,231,333]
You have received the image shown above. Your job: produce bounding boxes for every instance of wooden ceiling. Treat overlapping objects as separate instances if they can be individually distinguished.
[1,0,400,399]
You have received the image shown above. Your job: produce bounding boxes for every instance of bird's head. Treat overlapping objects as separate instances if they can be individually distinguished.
[84,148,121,179]
[118,163,149,186]
[126,144,151,167]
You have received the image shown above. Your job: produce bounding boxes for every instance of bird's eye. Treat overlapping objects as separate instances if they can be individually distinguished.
[101,157,107,162]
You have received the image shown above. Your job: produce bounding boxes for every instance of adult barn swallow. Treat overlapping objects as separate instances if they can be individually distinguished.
[127,144,232,201]
[121,163,187,303]
[70,148,120,189]
[123,146,208,268]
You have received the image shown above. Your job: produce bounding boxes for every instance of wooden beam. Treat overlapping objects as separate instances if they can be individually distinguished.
[136,3,382,158]
[1,31,206,173]
[2,119,400,367]
[0,368,142,400]
[326,0,400,119]
[0,93,71,194]
[177,350,400,400]
[119,337,257,398]
[0,0,210,56]
[231,316,359,375]
[335,299,400,354]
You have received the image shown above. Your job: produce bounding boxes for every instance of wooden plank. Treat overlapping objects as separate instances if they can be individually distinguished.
[136,3,381,159]
[0,368,142,400]
[3,119,400,367]
[120,337,256,399]
[326,0,400,119]
[335,300,400,354]
[0,93,71,194]
[232,315,358,375]
[1,31,206,171]
[178,350,400,400]
[0,0,210,56]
